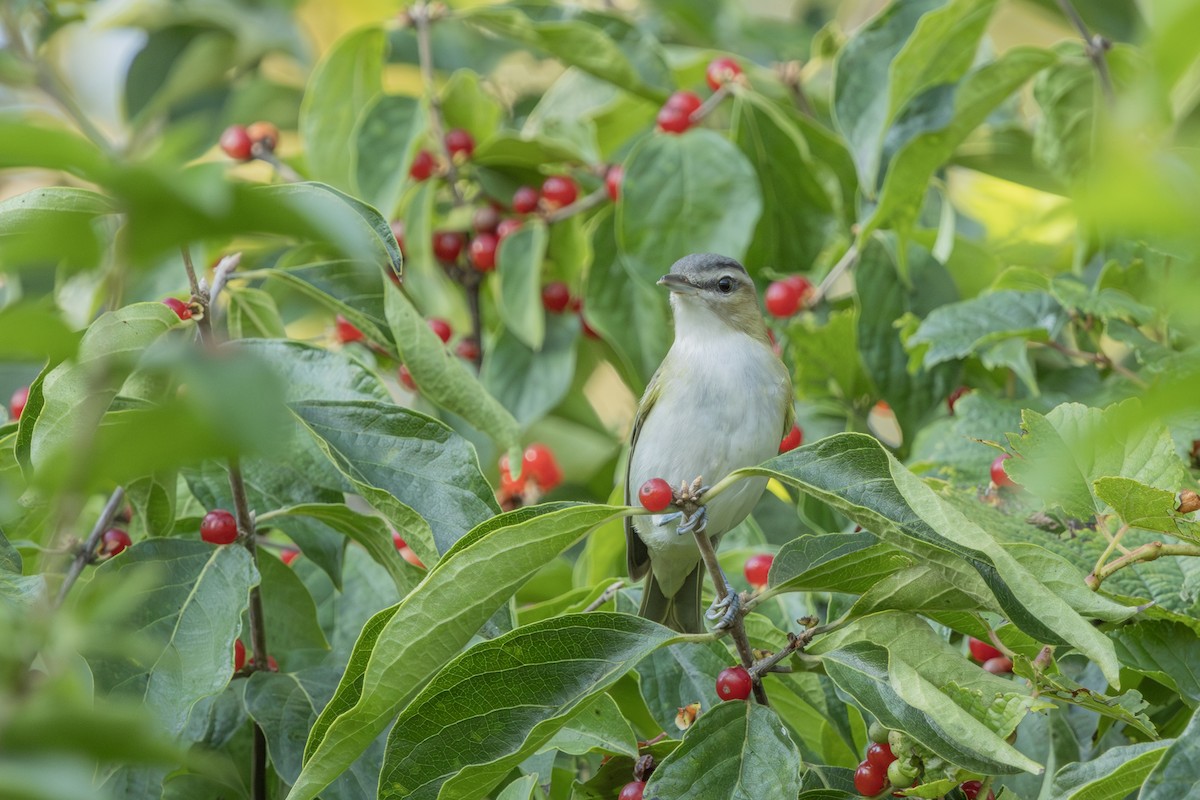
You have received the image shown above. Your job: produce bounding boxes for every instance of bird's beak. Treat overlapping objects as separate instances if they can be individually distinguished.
[657,274,699,295]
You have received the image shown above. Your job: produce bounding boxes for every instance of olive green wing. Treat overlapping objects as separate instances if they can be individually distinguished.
[625,369,664,582]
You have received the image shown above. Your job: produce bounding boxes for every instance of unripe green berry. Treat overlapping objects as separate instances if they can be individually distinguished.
[888,758,918,787]
[869,721,891,744]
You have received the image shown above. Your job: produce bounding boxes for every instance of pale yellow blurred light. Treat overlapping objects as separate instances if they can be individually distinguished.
[948,168,1075,245]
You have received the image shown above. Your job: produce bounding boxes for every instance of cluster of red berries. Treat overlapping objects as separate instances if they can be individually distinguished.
[497,443,564,503]
[764,274,813,318]
[655,57,744,135]
[853,735,900,796]
[968,635,1013,675]
[219,121,281,161]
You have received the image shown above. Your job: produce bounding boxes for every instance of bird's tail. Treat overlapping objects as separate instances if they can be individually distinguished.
[639,564,705,633]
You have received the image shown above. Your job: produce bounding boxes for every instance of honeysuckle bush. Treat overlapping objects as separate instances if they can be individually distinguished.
[2,0,1200,798]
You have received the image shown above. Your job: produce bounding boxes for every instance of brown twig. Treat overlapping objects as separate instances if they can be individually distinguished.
[690,83,732,123]
[1040,340,1145,386]
[1055,0,1115,105]
[584,580,625,612]
[54,487,125,606]
[776,61,814,117]
[543,187,609,224]
[207,252,243,327]
[411,1,464,205]
[808,243,860,307]
[252,144,302,183]
[747,621,826,680]
[1087,540,1200,590]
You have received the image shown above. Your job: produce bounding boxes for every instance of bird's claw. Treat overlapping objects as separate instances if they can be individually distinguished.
[706,580,742,629]
[676,505,707,536]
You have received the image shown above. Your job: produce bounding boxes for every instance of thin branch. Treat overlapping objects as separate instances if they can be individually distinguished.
[463,274,484,369]
[1055,0,1115,105]
[55,487,125,606]
[1087,540,1200,590]
[690,83,731,123]
[584,580,625,612]
[775,61,814,117]
[252,144,302,183]
[208,252,243,327]
[1092,522,1130,579]
[411,1,464,205]
[1040,340,1146,386]
[808,243,860,307]
[747,619,828,680]
[543,187,609,224]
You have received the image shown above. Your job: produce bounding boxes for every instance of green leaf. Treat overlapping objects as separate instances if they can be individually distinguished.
[1007,400,1186,520]
[1141,708,1200,800]
[0,187,115,270]
[234,339,390,405]
[617,130,762,287]
[84,539,256,737]
[354,94,427,217]
[481,313,578,428]
[635,640,730,732]
[867,47,1056,233]
[0,119,109,179]
[1032,47,1096,186]
[1111,620,1200,706]
[539,692,639,758]
[788,308,873,405]
[1094,477,1200,541]
[257,550,330,656]
[225,286,287,340]
[440,68,503,142]
[645,701,802,800]
[495,219,548,351]
[384,283,520,451]
[291,399,498,561]
[377,614,674,799]
[264,259,392,349]
[290,504,625,800]
[27,302,179,473]
[0,303,79,362]
[300,26,385,190]
[770,531,914,595]
[734,433,1122,684]
[1050,739,1171,800]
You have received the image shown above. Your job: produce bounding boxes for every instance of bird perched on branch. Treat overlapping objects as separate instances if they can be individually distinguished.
[625,253,793,633]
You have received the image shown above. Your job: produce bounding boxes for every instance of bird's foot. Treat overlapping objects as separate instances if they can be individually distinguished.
[705,577,742,629]
[674,476,709,535]
[676,505,707,536]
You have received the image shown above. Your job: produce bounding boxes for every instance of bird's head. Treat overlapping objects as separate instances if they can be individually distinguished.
[658,253,768,343]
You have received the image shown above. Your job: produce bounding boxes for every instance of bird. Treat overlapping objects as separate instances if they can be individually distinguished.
[625,253,794,633]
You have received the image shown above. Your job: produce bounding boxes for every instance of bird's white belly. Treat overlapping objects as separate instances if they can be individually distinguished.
[629,335,786,595]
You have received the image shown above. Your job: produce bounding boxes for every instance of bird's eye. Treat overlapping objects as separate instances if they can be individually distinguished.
[717,276,734,294]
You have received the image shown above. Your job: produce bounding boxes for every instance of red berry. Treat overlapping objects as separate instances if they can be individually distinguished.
[455,338,480,362]
[200,509,238,545]
[234,639,246,671]
[335,314,364,344]
[947,385,970,415]
[784,274,812,297]
[409,149,436,181]
[432,231,466,263]
[390,220,406,254]
[638,477,673,512]
[399,545,425,569]
[866,742,896,770]
[523,443,563,491]
[618,781,646,800]
[743,553,774,587]
[854,761,887,796]
[496,218,522,241]
[469,232,499,272]
[219,125,253,161]
[991,454,1017,489]
[960,781,996,800]
[444,128,475,160]
[666,90,703,116]
[541,282,571,313]
[512,186,540,214]
[498,453,526,494]
[249,654,279,671]
[9,386,29,421]
[705,57,743,91]
[398,364,417,391]
[246,121,279,152]
[162,297,192,320]
[779,423,803,453]
[764,280,803,317]
[541,176,578,210]
[968,636,1002,663]
[580,316,600,339]
[100,528,132,557]
[472,205,500,233]
[605,165,624,202]
[983,656,1014,675]
[428,317,452,343]
[715,665,753,701]
[281,548,300,566]
[392,531,406,550]
[656,105,692,134]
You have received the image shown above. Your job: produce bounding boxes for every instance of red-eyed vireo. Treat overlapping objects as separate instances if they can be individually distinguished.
[625,253,794,633]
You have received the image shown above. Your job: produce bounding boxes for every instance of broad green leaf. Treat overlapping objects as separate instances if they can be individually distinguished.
[289,504,625,800]
[354,93,427,217]
[233,339,390,405]
[1006,543,1136,623]
[788,308,873,405]
[635,640,730,732]
[867,47,1056,233]
[848,562,993,618]
[300,26,385,190]
[1111,620,1200,706]
[769,531,914,595]
[495,219,548,351]
[481,313,578,428]
[0,119,109,179]
[732,433,1122,683]
[496,775,538,800]
[291,399,498,561]
[730,91,836,272]
[377,614,675,799]
[1007,400,1186,520]
[225,286,286,340]
[907,290,1065,373]
[1094,477,1200,541]
[1032,45,1098,186]
[1050,740,1170,800]
[1141,708,1200,800]
[645,701,802,800]
[84,539,256,737]
[0,187,115,269]
[263,259,392,350]
[617,130,762,287]
[539,692,639,758]
[384,283,520,451]
[262,503,421,596]
[440,68,503,142]
[257,550,330,656]
[0,303,78,362]
[27,302,179,473]
[127,471,176,538]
